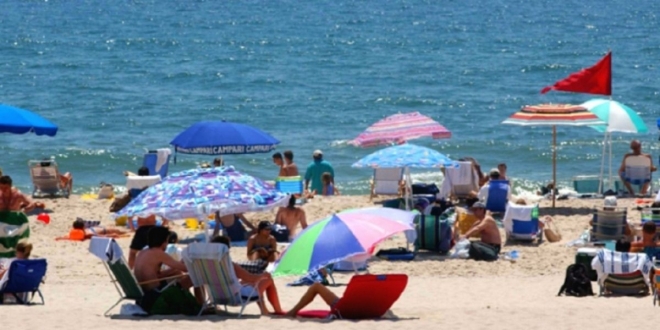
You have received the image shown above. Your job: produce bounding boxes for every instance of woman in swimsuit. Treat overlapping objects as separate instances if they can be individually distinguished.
[246,221,278,262]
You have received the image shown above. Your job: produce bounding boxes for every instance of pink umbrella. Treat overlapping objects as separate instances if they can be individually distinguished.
[350,112,451,147]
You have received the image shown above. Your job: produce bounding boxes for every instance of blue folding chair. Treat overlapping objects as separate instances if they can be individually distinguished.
[0,259,47,305]
[485,180,509,213]
[503,202,542,242]
[143,149,171,178]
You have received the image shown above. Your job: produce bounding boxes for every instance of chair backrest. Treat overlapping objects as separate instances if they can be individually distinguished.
[503,202,539,237]
[143,149,171,178]
[372,168,404,195]
[126,175,161,191]
[0,211,30,258]
[108,259,144,300]
[485,180,509,213]
[275,176,303,194]
[591,209,627,241]
[28,161,60,191]
[623,155,652,185]
[603,271,648,295]
[572,175,602,194]
[445,162,478,197]
[1,259,47,294]
[183,243,242,305]
[333,274,408,319]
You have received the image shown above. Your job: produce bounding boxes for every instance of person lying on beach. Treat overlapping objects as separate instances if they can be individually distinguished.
[247,221,279,262]
[133,227,203,316]
[275,195,308,240]
[56,219,129,241]
[459,202,502,261]
[0,175,39,213]
[0,241,32,280]
[211,235,284,315]
[128,214,171,269]
[285,282,340,317]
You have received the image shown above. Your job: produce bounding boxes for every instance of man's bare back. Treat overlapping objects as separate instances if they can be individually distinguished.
[276,206,307,239]
[284,162,299,176]
[477,216,502,246]
[134,248,187,291]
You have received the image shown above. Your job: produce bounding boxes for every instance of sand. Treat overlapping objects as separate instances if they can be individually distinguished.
[2,194,657,329]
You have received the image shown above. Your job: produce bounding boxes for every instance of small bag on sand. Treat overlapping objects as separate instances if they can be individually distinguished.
[544,218,562,243]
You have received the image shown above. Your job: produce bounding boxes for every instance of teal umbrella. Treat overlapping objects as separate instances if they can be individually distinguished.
[581,99,648,133]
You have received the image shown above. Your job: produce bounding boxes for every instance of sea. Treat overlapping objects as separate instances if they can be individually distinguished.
[1,0,659,196]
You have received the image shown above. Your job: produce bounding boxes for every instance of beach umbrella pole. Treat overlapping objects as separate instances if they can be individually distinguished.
[599,133,607,193]
[552,126,557,208]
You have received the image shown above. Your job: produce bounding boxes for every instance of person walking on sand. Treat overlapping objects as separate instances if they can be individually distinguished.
[304,150,334,196]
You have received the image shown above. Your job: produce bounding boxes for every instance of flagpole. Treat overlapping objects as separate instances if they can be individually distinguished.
[552,125,557,208]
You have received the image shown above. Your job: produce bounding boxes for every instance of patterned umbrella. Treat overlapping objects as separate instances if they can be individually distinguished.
[350,112,451,147]
[115,167,289,219]
[352,143,455,168]
[502,104,606,207]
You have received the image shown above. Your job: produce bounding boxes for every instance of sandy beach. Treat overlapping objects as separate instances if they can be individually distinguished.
[2,194,657,329]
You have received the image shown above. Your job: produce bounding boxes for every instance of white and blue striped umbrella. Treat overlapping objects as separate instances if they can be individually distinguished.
[352,143,455,168]
[580,99,648,134]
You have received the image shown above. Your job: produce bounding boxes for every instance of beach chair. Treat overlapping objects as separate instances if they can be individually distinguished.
[296,274,408,320]
[0,211,30,258]
[125,175,161,198]
[143,149,171,178]
[591,250,652,296]
[0,259,47,305]
[590,209,627,242]
[275,176,303,194]
[182,242,261,317]
[622,155,653,195]
[370,168,404,200]
[440,161,479,200]
[485,180,509,213]
[503,202,541,242]
[572,175,603,196]
[28,160,72,198]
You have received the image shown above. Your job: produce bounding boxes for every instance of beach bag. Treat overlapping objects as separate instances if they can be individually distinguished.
[557,263,593,297]
[415,207,453,254]
[544,218,562,243]
[272,224,290,243]
[412,183,439,195]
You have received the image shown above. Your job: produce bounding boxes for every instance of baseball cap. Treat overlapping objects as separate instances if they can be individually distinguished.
[489,168,500,176]
[313,149,323,157]
[470,201,486,209]
[258,221,272,231]
[603,196,617,207]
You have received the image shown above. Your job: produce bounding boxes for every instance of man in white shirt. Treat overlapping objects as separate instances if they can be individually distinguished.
[478,169,511,203]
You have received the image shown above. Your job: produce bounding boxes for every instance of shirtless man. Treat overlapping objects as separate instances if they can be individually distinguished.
[282,150,299,176]
[133,226,203,314]
[272,152,287,177]
[460,202,502,261]
[0,175,38,212]
[275,195,308,240]
[618,140,657,195]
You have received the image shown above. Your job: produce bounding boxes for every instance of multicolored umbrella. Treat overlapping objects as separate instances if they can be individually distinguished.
[115,167,288,220]
[580,99,648,134]
[350,112,451,147]
[502,104,606,207]
[0,104,58,137]
[352,143,455,168]
[272,208,415,277]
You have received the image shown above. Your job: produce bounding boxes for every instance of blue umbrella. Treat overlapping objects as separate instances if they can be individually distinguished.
[170,121,279,156]
[352,143,455,168]
[0,104,58,137]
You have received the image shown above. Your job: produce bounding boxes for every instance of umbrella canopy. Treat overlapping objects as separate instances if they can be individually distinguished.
[580,99,648,133]
[115,167,288,219]
[350,112,451,147]
[171,121,279,155]
[272,208,415,277]
[352,143,455,168]
[502,104,606,207]
[0,104,58,137]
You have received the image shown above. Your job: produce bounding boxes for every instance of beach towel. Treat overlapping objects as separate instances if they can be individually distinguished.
[502,202,535,233]
[88,237,123,264]
[0,211,30,258]
[288,269,329,286]
[591,250,653,285]
[155,149,171,174]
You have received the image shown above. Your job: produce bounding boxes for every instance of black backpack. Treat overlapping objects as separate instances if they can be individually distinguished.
[557,263,594,297]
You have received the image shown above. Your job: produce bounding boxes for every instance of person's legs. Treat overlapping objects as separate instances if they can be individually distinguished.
[286,282,339,317]
[641,182,650,195]
[178,276,205,306]
[258,277,283,314]
[620,172,635,195]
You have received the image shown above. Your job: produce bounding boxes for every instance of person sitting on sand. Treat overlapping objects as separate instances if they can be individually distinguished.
[459,202,502,261]
[618,139,657,196]
[283,150,299,176]
[211,236,284,315]
[275,195,308,240]
[57,218,129,241]
[133,227,203,315]
[246,221,279,262]
[285,281,342,317]
[0,242,32,280]
[321,172,340,196]
[211,212,256,242]
[0,175,39,212]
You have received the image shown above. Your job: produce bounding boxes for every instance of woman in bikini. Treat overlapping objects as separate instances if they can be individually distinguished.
[0,176,38,212]
[246,221,279,262]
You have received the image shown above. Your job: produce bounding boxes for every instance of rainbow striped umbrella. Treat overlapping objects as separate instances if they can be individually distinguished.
[350,112,451,147]
[502,104,605,207]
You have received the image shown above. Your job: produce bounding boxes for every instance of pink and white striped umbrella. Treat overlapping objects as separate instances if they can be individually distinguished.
[350,112,451,147]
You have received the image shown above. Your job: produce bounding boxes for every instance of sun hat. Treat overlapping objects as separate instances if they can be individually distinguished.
[313,149,323,157]
[603,196,617,207]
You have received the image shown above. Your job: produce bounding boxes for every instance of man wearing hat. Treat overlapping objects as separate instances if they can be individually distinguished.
[304,150,335,196]
[459,202,502,261]
[477,168,511,203]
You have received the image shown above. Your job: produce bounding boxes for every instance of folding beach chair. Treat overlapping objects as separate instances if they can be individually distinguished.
[441,161,479,200]
[0,259,47,305]
[182,242,261,317]
[143,149,171,178]
[0,211,30,258]
[28,160,72,198]
[125,175,161,198]
[572,175,603,197]
[503,202,541,242]
[485,180,509,213]
[591,250,652,296]
[370,168,404,200]
[296,274,408,320]
[590,209,627,242]
[622,155,653,195]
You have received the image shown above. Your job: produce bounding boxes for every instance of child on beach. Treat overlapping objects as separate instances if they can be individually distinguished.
[321,172,339,196]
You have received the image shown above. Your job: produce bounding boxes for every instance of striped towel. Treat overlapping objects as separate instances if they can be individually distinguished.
[591,250,653,285]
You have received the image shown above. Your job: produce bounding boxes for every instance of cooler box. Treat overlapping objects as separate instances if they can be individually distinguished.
[575,247,599,282]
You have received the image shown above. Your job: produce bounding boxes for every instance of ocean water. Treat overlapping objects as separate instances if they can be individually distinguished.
[1,0,659,196]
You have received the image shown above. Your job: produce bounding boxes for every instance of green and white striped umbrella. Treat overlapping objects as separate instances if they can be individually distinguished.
[581,99,648,134]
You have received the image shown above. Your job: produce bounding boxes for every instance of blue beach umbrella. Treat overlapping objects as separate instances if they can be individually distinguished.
[170,121,279,157]
[0,104,58,137]
[352,143,455,168]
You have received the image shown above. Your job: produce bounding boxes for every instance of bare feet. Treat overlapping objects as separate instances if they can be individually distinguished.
[285,310,297,318]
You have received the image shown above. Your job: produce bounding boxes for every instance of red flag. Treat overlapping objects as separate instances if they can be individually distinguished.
[541,52,612,96]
